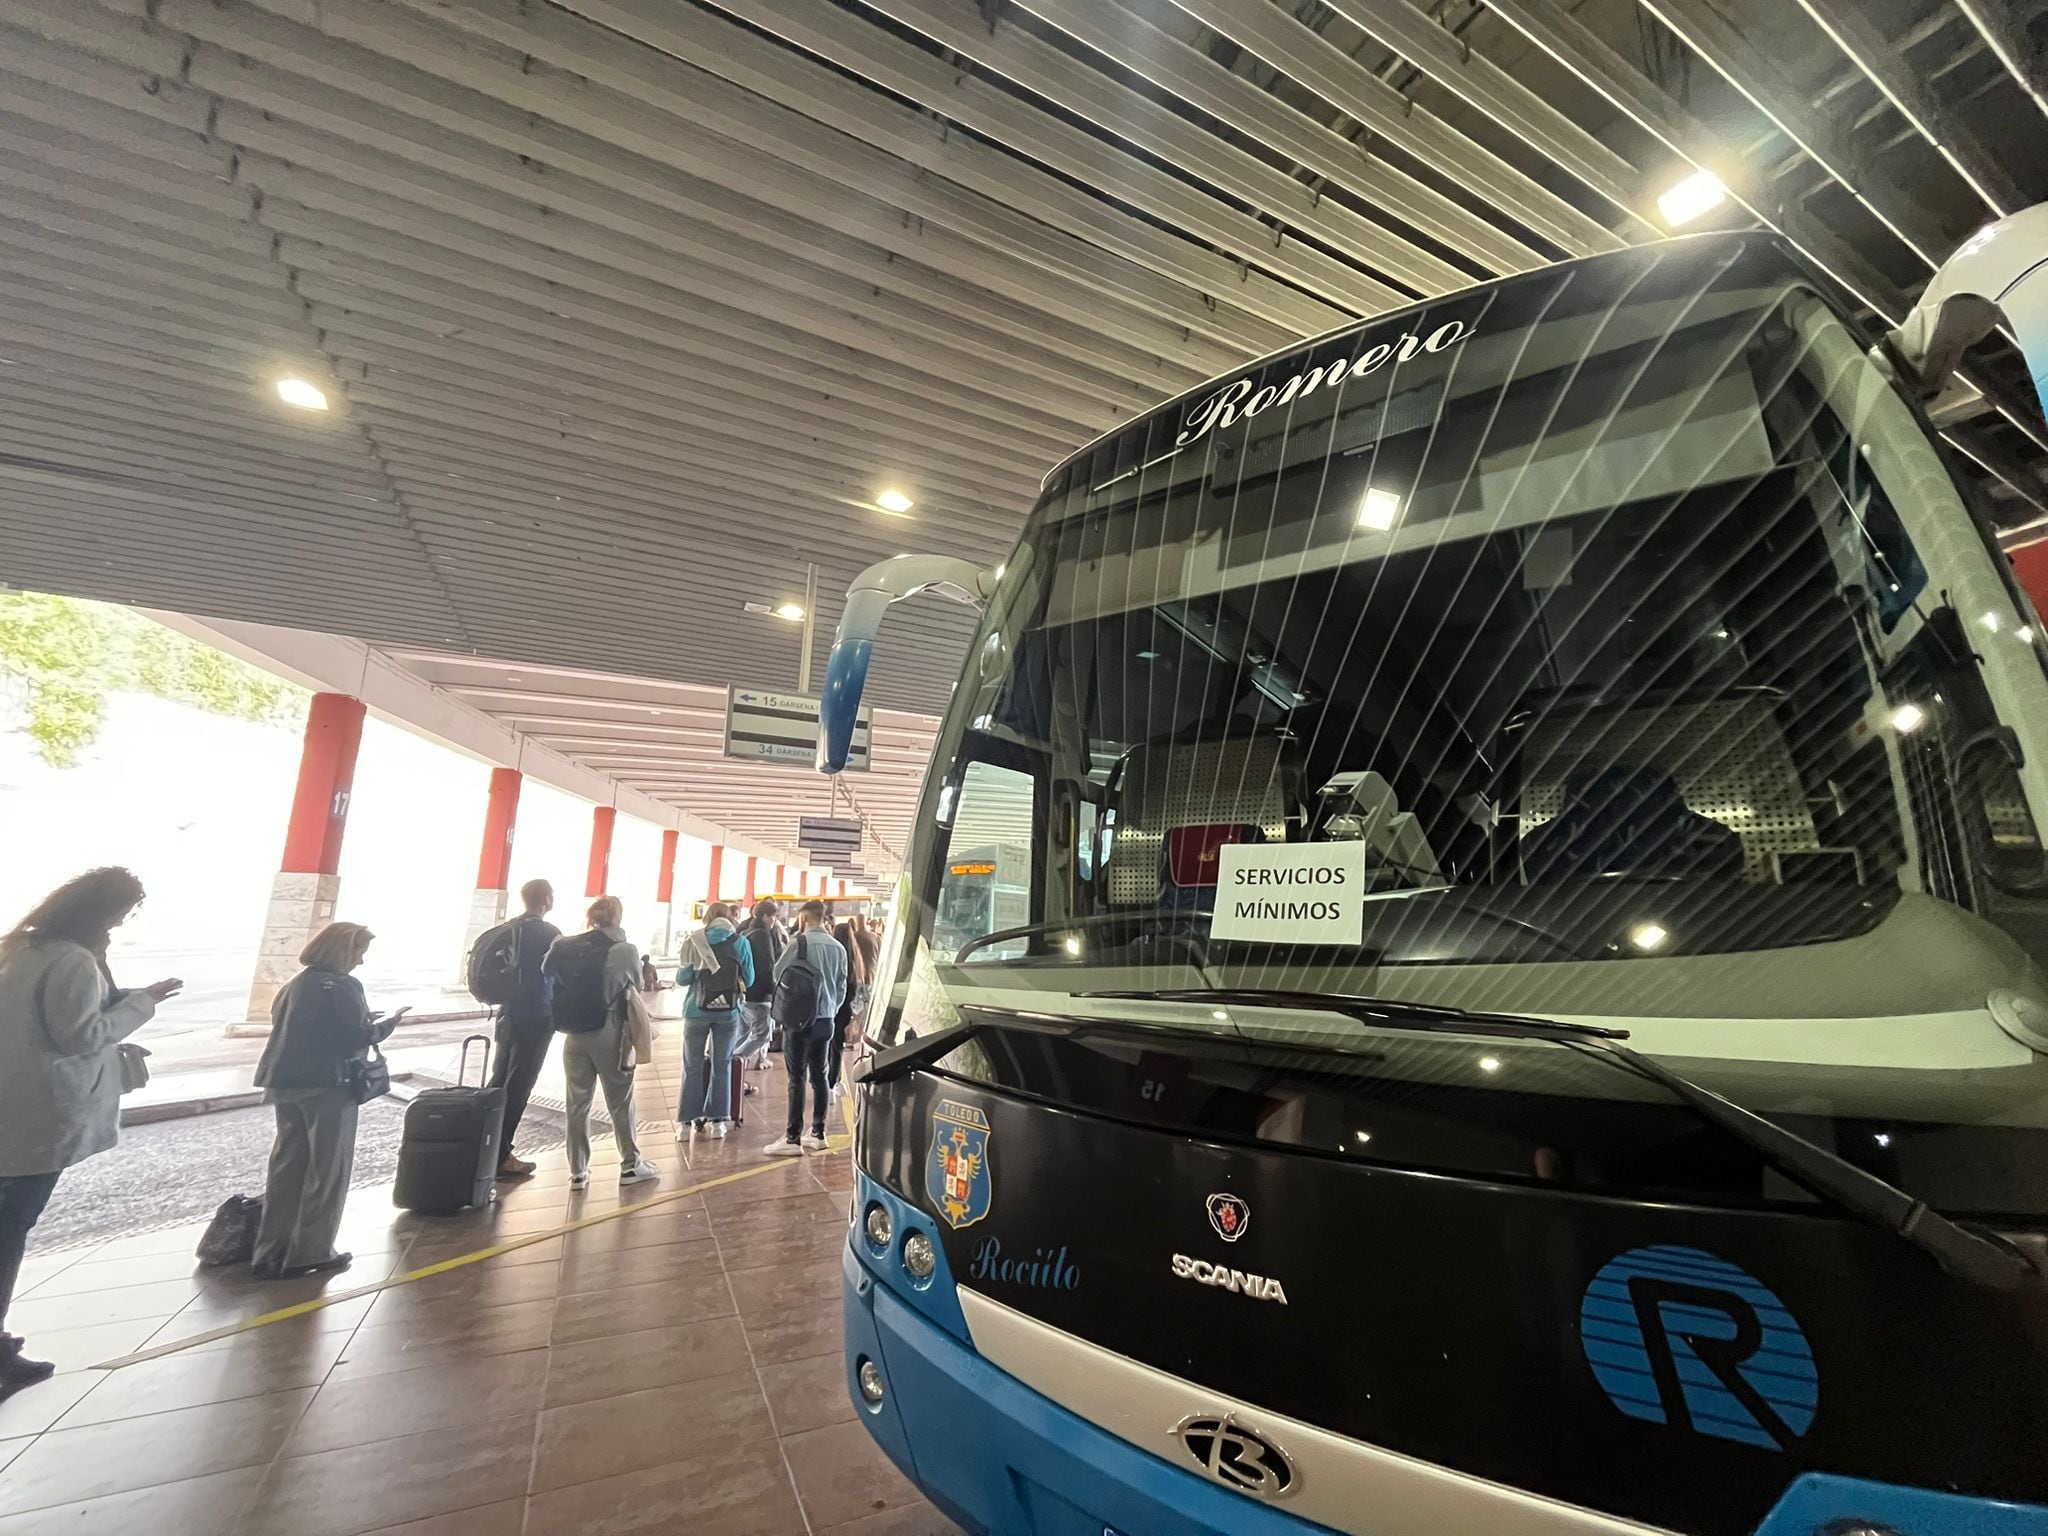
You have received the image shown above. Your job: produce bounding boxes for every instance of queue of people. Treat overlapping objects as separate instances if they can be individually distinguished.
[0,864,879,1399]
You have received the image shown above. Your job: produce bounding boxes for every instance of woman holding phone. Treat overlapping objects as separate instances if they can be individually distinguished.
[0,867,180,1389]
[251,921,402,1280]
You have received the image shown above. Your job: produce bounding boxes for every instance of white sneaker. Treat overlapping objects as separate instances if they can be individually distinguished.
[619,1159,661,1185]
[707,1120,731,1139]
[764,1139,803,1158]
[674,1122,689,1142]
[800,1133,830,1152]
[568,1171,591,1189]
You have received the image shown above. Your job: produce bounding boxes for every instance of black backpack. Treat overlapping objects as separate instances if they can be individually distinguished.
[742,926,782,1002]
[548,930,614,1034]
[695,936,746,1013]
[772,933,823,1027]
[465,918,523,1006]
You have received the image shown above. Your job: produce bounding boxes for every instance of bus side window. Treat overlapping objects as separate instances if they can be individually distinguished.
[935,760,1037,963]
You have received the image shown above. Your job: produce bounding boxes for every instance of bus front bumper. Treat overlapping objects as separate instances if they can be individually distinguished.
[841,1243,1340,1536]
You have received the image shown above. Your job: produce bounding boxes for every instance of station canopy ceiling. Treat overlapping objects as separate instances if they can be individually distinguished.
[3,0,2045,856]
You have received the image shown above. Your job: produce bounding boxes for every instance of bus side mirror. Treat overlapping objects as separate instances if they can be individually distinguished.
[1885,203,2048,413]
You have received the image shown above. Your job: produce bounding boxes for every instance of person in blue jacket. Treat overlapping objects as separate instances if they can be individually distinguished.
[674,902,754,1139]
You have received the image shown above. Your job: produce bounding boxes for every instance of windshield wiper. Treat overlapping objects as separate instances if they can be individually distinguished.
[952,911,1217,967]
[855,1008,1090,1085]
[1090,986,2042,1291]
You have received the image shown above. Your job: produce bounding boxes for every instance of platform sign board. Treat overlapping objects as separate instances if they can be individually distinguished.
[725,686,871,771]
[799,817,865,867]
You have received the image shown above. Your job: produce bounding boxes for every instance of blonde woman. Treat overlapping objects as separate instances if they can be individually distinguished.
[0,867,180,1388]
[251,922,403,1280]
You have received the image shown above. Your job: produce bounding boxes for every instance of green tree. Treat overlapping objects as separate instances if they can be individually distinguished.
[0,591,306,767]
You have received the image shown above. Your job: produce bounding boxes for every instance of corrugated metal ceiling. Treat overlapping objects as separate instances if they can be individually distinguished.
[1,0,2044,857]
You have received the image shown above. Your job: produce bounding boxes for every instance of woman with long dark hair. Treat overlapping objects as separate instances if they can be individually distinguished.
[0,867,181,1389]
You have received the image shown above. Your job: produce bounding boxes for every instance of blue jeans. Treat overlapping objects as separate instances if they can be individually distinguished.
[735,1000,774,1062]
[679,1012,740,1123]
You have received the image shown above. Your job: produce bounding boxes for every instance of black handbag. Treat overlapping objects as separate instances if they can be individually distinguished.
[196,1194,263,1267]
[345,1042,391,1105]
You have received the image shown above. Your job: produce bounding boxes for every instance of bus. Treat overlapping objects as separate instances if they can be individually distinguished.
[822,216,2048,1536]
[932,843,1032,961]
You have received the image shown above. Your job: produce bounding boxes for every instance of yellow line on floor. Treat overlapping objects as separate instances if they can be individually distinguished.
[92,1135,851,1373]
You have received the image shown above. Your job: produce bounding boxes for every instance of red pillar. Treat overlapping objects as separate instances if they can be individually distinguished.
[774,864,786,895]
[744,856,758,903]
[706,845,724,904]
[247,692,365,1022]
[585,805,616,897]
[475,767,521,891]
[655,829,679,905]
[280,692,366,876]
[838,879,848,898]
[2011,540,2048,620]
[799,869,809,896]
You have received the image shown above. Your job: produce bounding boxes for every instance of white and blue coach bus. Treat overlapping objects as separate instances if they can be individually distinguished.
[817,211,2048,1536]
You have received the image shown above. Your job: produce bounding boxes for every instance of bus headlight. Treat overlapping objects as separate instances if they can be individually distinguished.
[857,1357,886,1406]
[903,1231,937,1280]
[863,1204,893,1251]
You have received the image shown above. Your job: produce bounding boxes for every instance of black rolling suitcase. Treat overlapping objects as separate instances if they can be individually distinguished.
[393,1034,504,1214]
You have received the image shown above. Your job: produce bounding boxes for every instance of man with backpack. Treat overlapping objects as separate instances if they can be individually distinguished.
[542,895,658,1189]
[766,901,847,1157]
[735,900,784,1077]
[471,879,560,1180]
[673,902,754,1139]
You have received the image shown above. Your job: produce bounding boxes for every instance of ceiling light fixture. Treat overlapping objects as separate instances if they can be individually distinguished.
[1657,167,1727,228]
[275,377,329,411]
[1478,1055,1503,1074]
[1357,487,1403,532]
[774,602,806,622]
[1628,921,1671,954]
[1889,702,1929,735]
[875,488,915,515]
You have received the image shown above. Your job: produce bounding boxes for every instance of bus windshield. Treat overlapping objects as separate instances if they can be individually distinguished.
[882,236,2048,1218]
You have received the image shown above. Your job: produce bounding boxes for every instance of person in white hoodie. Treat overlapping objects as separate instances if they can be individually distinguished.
[673,903,754,1139]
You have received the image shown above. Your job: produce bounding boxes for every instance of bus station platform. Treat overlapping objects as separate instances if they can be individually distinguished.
[0,1028,952,1536]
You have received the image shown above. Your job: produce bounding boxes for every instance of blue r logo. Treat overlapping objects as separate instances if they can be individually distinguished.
[1580,1245,1818,1451]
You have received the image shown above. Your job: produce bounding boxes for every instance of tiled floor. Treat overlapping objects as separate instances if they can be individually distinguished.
[0,1036,964,1536]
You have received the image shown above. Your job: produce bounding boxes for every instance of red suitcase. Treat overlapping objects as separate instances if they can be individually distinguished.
[699,1055,745,1124]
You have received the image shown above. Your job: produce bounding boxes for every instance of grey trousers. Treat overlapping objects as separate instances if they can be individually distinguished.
[562,1021,640,1175]
[254,1087,358,1270]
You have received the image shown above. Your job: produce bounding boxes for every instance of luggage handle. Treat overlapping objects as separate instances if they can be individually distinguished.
[458,1032,492,1088]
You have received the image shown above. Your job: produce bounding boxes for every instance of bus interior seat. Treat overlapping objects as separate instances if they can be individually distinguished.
[1515,695,1819,883]
[1104,736,1290,907]
[1519,763,1745,881]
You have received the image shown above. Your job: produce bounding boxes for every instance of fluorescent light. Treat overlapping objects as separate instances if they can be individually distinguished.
[1062,935,1082,956]
[1478,1055,1502,1074]
[1889,702,1928,735]
[773,602,806,622]
[1657,168,1727,227]
[1354,1130,1372,1144]
[1628,921,1670,953]
[275,377,328,411]
[875,488,915,514]
[1357,487,1403,531]
[1873,1132,1892,1148]
[1137,650,1160,661]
